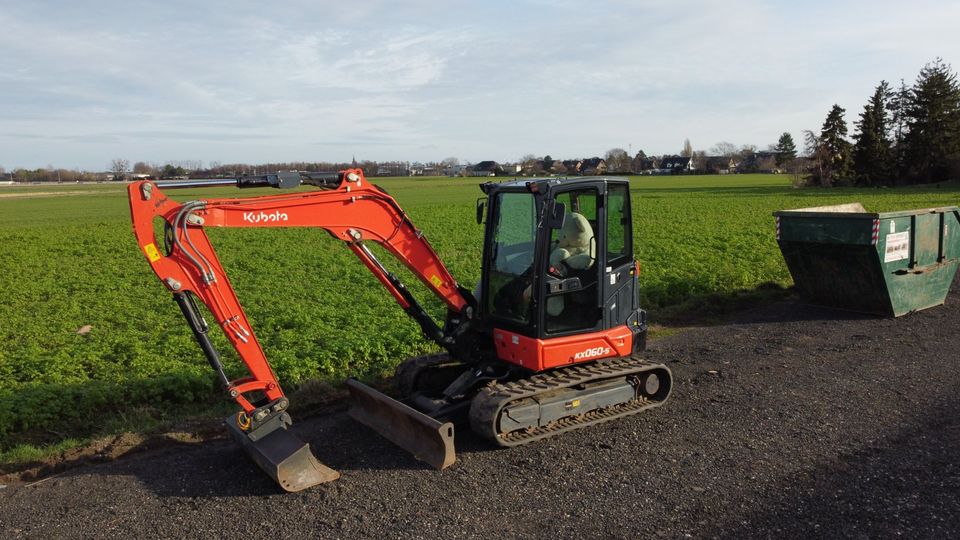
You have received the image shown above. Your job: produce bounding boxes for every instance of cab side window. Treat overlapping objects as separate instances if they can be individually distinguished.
[606,184,631,266]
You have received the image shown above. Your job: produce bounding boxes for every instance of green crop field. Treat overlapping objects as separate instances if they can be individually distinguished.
[1,174,958,459]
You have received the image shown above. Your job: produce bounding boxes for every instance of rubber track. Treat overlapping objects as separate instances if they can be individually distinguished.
[469,356,671,447]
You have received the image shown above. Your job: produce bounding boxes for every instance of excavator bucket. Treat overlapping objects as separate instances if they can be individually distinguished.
[225,414,340,492]
[346,378,456,470]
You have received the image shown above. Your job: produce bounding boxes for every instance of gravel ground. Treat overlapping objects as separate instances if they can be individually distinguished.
[2,281,959,539]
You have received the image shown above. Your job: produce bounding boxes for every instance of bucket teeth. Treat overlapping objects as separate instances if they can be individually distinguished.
[225,414,339,492]
[346,378,456,470]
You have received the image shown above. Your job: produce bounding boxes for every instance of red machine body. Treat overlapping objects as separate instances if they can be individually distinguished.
[493,325,633,371]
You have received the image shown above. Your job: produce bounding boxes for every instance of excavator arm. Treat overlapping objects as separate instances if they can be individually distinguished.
[128,169,473,490]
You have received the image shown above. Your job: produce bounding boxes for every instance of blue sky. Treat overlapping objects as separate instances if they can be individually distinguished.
[1,0,959,171]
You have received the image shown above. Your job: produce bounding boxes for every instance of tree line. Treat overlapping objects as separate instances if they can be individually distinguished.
[806,58,960,187]
[2,159,369,183]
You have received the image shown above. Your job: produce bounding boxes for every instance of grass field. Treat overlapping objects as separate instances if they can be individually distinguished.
[1,174,958,458]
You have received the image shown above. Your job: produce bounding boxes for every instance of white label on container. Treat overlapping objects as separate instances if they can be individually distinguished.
[884,231,910,262]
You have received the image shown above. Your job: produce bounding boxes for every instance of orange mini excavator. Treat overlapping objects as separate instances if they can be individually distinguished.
[128,169,671,491]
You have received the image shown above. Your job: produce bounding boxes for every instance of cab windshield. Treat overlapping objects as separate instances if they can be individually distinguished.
[487,191,537,323]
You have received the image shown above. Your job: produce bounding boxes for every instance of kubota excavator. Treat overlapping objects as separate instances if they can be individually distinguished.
[128,169,671,491]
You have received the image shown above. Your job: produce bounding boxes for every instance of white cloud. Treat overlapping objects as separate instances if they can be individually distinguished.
[270,29,466,92]
[1,0,959,169]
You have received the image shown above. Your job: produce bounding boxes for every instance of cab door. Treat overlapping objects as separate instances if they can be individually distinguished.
[541,186,603,336]
[601,182,638,330]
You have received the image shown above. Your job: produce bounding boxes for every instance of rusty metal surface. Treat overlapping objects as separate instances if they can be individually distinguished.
[346,378,456,470]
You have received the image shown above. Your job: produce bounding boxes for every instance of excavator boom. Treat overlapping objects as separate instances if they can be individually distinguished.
[128,169,472,490]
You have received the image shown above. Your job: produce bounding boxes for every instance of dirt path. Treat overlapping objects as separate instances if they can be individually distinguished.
[2,281,959,538]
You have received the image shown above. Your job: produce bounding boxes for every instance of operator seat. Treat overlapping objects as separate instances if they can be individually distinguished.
[547,212,595,318]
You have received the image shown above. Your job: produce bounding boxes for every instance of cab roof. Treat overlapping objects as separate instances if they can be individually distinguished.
[479,176,629,195]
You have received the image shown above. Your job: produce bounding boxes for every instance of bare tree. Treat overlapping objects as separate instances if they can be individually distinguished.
[710,142,738,157]
[681,139,694,158]
[132,161,156,175]
[515,154,539,176]
[604,148,631,173]
[737,144,758,163]
[165,160,203,173]
[803,130,828,186]
[691,150,707,171]
[110,159,129,181]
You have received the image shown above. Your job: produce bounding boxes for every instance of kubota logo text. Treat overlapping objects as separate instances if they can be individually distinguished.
[243,211,288,223]
[574,346,611,360]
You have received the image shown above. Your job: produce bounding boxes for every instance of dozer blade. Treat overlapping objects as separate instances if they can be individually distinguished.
[346,378,456,470]
[225,414,340,492]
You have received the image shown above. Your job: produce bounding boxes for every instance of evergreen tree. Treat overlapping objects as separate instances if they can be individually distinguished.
[819,104,852,185]
[775,132,797,167]
[853,81,894,185]
[888,78,911,174]
[903,58,960,182]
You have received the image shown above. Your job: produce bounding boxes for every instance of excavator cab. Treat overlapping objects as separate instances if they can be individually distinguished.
[478,178,647,372]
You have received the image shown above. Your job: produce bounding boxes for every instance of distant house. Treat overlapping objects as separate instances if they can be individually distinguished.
[469,161,503,176]
[406,163,440,176]
[502,163,522,175]
[444,164,467,177]
[658,156,694,174]
[408,163,426,176]
[635,157,659,173]
[520,161,543,176]
[580,157,607,175]
[550,161,569,175]
[739,151,779,173]
[562,159,582,174]
[375,162,409,177]
[704,157,737,175]
[555,157,607,175]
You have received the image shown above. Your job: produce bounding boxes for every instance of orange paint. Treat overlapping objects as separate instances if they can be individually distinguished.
[492,325,633,371]
[128,169,467,411]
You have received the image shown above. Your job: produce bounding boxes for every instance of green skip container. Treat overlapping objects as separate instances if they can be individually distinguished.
[774,203,960,316]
